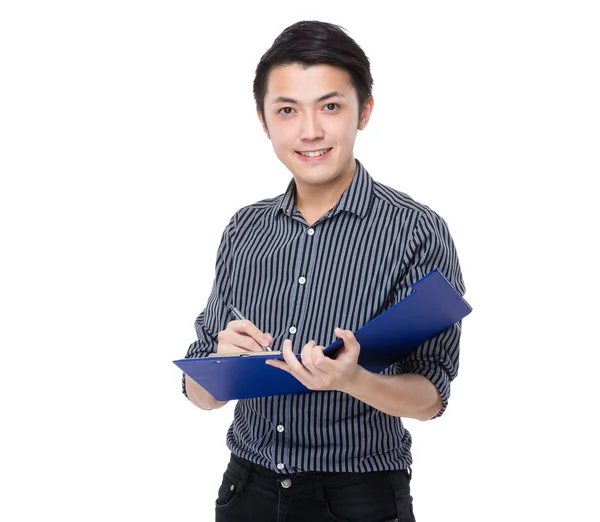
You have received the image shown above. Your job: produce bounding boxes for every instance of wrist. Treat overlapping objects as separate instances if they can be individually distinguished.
[340,365,370,396]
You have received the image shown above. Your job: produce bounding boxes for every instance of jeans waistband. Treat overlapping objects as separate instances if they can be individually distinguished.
[228,454,410,497]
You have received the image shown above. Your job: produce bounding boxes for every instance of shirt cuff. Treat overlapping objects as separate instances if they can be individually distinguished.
[396,360,451,419]
[181,351,213,399]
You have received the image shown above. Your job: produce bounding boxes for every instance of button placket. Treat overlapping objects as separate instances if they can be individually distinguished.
[293,225,316,358]
[288,227,314,349]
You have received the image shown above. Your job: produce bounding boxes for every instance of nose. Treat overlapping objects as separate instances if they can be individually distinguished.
[299,112,324,142]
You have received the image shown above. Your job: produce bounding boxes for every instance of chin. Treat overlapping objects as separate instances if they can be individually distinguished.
[297,170,341,186]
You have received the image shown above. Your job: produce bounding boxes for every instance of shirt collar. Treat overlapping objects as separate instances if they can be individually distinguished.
[277,178,297,217]
[276,159,373,219]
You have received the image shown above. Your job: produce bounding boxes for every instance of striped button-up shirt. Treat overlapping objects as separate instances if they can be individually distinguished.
[183,159,465,473]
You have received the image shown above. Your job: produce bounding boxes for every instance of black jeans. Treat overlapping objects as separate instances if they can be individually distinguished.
[214,454,416,522]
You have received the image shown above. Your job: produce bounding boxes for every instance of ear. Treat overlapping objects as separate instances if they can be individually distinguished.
[358,96,374,130]
[257,109,271,139]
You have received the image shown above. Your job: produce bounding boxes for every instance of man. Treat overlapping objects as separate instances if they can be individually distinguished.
[182,20,465,522]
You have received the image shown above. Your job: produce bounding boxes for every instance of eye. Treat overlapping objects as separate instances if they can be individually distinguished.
[323,103,340,111]
[278,107,295,115]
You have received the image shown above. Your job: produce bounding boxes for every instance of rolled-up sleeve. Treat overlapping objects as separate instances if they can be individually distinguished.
[394,211,466,418]
[181,215,236,398]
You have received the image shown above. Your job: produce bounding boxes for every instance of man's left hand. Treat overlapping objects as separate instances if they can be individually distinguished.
[265,327,361,392]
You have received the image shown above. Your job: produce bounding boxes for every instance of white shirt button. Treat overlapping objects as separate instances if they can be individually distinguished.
[289,326,297,334]
[277,463,285,470]
[298,276,306,285]
[277,425,284,432]
[307,228,315,236]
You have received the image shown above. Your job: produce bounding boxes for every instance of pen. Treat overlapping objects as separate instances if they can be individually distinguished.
[228,304,273,351]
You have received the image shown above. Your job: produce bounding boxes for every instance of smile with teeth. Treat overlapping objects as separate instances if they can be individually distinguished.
[297,148,332,157]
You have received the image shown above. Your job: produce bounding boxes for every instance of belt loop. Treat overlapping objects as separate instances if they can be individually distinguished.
[314,473,325,502]
[390,466,412,491]
[235,458,252,493]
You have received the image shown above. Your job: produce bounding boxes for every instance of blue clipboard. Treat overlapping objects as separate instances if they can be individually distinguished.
[173,269,472,401]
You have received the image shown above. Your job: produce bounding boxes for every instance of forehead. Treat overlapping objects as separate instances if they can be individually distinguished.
[265,63,357,102]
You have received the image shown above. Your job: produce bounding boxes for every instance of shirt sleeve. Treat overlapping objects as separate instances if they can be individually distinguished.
[181,215,236,399]
[394,210,466,418]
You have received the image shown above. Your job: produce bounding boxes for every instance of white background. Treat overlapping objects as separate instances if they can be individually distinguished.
[1,1,598,520]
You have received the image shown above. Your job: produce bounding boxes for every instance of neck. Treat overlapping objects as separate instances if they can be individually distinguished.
[294,158,356,221]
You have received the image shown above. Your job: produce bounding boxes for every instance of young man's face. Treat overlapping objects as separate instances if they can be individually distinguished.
[259,63,373,190]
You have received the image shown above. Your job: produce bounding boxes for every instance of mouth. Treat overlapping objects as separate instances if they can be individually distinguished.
[295,148,333,160]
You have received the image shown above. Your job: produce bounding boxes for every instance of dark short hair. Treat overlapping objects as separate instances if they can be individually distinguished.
[253,20,373,120]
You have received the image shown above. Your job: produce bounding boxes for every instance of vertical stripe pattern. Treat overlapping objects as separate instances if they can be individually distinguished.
[183,160,465,474]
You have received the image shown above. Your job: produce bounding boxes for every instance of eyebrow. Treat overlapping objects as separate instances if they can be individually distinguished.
[272,91,345,104]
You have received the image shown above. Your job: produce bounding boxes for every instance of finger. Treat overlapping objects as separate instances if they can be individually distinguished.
[266,342,292,371]
[265,358,289,372]
[310,343,327,367]
[309,342,338,374]
[334,327,360,352]
[230,331,265,352]
[304,342,328,374]
[299,342,329,385]
[218,329,263,352]
[266,340,296,371]
[300,340,317,369]
[281,339,309,376]
[228,319,272,348]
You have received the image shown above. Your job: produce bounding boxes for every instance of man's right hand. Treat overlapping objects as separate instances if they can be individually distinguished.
[185,320,273,411]
[217,320,273,353]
